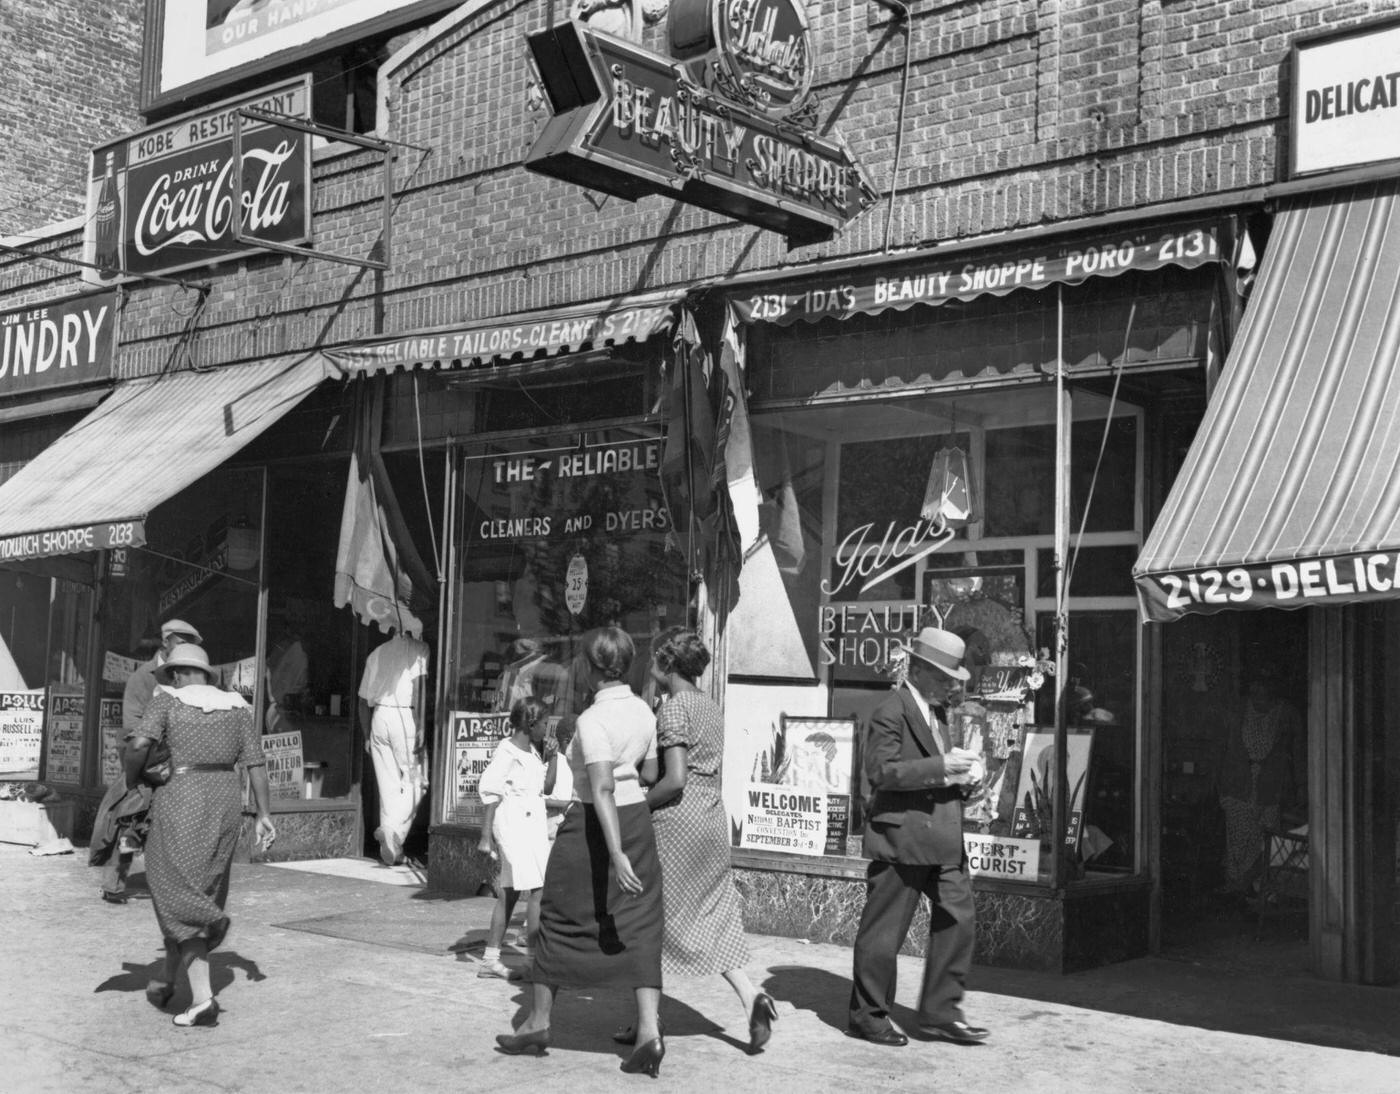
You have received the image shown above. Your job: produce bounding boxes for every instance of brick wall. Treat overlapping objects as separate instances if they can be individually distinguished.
[0,0,143,240]
[3,0,1397,373]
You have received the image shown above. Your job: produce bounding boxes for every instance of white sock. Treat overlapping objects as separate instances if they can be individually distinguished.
[483,946,501,963]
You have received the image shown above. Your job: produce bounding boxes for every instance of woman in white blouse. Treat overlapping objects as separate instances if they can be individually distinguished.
[495,627,667,1077]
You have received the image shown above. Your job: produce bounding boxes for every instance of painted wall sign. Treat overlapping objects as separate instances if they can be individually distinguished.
[82,78,312,285]
[731,221,1224,325]
[525,16,875,243]
[1290,18,1400,177]
[0,292,116,398]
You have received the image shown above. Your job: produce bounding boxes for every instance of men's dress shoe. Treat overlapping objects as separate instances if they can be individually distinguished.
[921,1020,990,1044]
[845,1026,908,1046]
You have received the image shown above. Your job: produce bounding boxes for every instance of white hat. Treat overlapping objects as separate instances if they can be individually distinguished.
[904,627,971,681]
[155,643,214,683]
[160,619,203,643]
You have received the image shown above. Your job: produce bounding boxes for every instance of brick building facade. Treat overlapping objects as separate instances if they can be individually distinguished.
[2,2,1397,983]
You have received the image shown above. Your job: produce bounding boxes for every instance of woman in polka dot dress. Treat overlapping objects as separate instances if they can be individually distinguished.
[639,627,778,1055]
[124,644,276,1028]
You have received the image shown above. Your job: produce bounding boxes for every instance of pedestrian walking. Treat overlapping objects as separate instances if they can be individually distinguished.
[495,626,666,1077]
[90,619,202,904]
[125,643,276,1027]
[629,626,776,1054]
[476,696,558,980]
[847,627,990,1047]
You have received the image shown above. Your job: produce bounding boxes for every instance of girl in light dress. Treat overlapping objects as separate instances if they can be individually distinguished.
[477,697,570,979]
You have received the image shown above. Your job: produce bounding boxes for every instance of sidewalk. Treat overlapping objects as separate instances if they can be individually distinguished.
[1,842,1396,1094]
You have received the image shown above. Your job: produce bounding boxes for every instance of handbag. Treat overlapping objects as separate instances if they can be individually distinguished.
[140,729,172,788]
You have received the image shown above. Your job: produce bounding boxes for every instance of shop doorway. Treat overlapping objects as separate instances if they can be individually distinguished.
[1158,610,1310,973]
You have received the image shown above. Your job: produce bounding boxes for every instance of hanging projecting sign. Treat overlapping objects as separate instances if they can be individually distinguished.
[0,291,115,398]
[81,77,312,285]
[524,1,876,244]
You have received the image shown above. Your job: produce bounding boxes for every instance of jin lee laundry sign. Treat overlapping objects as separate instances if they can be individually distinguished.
[0,292,115,396]
[524,1,876,244]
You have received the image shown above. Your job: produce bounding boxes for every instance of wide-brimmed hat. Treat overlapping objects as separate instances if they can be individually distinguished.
[155,643,215,683]
[904,627,971,681]
[160,618,203,643]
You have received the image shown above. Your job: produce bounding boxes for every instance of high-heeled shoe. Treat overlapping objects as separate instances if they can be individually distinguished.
[172,998,219,1028]
[747,993,778,1054]
[495,1028,550,1056]
[620,1036,665,1078]
[145,981,175,1011]
[611,1018,666,1045]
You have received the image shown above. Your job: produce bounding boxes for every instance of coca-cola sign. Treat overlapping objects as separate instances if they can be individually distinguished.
[83,78,311,285]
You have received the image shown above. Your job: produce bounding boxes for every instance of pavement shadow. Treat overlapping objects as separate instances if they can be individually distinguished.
[94,950,266,1004]
[762,965,852,1034]
[493,984,721,1059]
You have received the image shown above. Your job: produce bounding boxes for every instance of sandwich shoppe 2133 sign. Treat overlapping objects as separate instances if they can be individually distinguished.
[525,2,876,244]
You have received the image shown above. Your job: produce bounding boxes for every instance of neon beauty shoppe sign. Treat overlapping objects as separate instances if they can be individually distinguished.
[525,1,874,243]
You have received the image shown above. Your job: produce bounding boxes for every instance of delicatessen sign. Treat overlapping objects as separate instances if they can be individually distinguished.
[1290,18,1400,176]
[83,78,312,284]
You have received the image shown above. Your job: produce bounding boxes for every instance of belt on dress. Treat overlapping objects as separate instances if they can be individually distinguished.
[173,763,236,774]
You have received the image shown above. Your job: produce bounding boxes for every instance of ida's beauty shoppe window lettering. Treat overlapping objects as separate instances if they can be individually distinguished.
[444,426,688,825]
[728,394,1142,880]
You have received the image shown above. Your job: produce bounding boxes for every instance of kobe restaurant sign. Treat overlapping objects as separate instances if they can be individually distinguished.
[524,0,877,244]
[81,77,312,285]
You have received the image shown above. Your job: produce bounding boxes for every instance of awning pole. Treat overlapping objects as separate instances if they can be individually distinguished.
[1051,283,1071,889]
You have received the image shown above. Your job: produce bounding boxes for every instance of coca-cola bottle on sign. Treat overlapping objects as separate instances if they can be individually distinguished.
[94,151,122,279]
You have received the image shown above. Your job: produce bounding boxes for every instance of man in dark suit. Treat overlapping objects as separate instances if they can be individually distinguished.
[847,626,989,1047]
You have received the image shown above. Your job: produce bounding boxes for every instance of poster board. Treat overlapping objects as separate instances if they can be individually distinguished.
[260,730,304,803]
[45,688,85,784]
[738,715,855,857]
[1010,729,1094,850]
[0,691,45,780]
[99,699,124,787]
[445,711,512,827]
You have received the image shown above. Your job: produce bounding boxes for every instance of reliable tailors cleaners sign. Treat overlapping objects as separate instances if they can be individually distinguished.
[0,291,116,397]
[1290,17,1400,176]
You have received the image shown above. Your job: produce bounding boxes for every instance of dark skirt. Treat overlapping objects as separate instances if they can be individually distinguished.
[532,801,663,989]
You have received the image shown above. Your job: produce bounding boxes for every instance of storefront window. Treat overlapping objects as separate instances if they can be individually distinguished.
[100,467,264,788]
[442,422,688,827]
[728,389,1144,884]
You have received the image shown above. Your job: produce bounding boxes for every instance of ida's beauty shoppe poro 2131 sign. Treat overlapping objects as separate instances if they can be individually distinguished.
[525,0,876,244]
[82,77,312,285]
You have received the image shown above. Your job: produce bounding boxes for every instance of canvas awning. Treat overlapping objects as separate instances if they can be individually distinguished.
[1135,181,1400,622]
[725,218,1229,326]
[0,352,331,565]
[322,290,686,377]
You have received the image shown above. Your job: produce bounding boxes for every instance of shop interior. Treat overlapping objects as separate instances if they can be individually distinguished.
[1158,609,1311,972]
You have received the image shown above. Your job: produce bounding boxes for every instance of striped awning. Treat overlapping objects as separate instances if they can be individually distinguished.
[1134,181,1400,622]
[322,290,685,377]
[0,352,330,564]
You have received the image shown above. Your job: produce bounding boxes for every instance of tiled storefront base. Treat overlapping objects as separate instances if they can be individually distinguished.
[427,829,1150,972]
[238,805,359,863]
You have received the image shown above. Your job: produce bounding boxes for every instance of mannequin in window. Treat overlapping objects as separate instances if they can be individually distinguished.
[1216,666,1304,897]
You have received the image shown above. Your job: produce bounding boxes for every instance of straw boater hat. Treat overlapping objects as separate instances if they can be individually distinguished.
[160,619,203,643]
[155,643,215,683]
[904,627,971,681]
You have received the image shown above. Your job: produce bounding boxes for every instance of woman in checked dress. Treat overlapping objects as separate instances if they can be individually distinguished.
[125,644,276,1028]
[636,626,777,1055]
